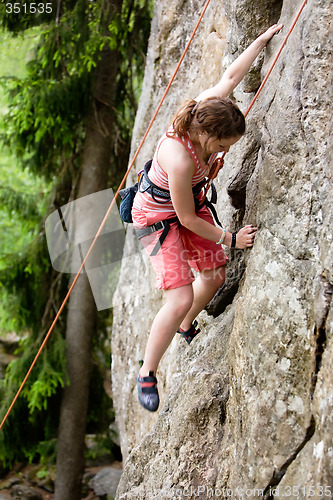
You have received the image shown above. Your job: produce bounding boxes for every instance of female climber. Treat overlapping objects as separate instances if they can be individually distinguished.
[133,23,283,412]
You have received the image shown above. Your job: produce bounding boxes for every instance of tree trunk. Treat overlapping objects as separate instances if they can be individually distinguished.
[54,2,123,498]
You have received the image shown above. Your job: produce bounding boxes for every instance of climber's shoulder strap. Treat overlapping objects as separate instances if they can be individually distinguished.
[194,181,221,227]
[135,158,221,256]
[139,159,214,206]
[138,160,171,203]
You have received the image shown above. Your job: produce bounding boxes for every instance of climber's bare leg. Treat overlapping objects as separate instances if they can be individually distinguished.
[179,266,226,331]
[139,283,193,377]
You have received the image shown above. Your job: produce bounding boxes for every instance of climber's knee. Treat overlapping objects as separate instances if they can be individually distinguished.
[200,265,226,290]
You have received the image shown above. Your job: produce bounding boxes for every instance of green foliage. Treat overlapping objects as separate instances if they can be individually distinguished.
[0,233,60,333]
[0,330,66,467]
[0,165,49,270]
[2,329,67,411]
[1,0,154,181]
[0,184,39,217]
[1,1,108,178]
[84,432,118,463]
[0,30,53,333]
[2,71,90,177]
[0,0,153,469]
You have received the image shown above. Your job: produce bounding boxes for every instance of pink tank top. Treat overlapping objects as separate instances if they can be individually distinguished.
[133,131,216,218]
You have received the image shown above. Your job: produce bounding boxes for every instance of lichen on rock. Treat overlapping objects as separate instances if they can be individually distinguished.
[112,0,333,497]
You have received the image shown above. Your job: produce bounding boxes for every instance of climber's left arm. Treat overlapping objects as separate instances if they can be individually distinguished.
[197,23,283,100]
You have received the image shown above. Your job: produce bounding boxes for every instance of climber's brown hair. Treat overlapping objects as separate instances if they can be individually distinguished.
[167,97,245,161]
[169,96,246,137]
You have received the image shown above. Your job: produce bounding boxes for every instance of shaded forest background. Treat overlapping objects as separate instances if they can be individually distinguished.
[0,1,153,498]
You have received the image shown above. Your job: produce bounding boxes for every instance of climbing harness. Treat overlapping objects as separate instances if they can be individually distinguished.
[123,159,221,256]
[0,0,309,430]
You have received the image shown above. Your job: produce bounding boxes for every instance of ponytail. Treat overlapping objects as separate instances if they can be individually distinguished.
[166,99,198,138]
[167,96,245,140]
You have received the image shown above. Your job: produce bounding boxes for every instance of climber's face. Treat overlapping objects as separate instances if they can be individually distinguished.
[205,135,242,154]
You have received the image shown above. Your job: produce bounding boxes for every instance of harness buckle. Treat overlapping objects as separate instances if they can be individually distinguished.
[135,221,162,240]
[152,221,166,231]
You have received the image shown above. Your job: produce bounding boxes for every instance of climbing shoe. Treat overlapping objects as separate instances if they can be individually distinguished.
[177,320,201,345]
[137,362,159,412]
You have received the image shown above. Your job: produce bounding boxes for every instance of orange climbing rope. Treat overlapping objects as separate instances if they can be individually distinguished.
[205,0,309,185]
[0,0,212,431]
[0,0,308,430]
[244,0,309,119]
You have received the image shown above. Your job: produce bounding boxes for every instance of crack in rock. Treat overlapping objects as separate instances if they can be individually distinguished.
[263,277,333,498]
[263,416,316,499]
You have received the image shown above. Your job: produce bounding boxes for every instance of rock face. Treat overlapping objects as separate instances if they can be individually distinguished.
[112,0,333,497]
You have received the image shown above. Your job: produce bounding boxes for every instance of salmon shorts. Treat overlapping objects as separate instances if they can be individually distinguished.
[132,205,228,290]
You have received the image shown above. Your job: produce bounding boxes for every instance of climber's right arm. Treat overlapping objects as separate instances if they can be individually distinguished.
[197,23,283,100]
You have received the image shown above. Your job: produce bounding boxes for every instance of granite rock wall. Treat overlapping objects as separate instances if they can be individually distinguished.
[111,0,333,497]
